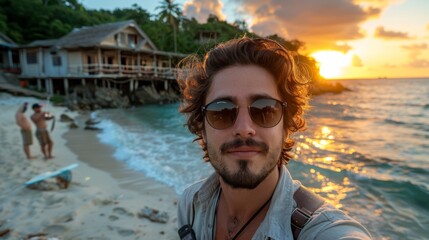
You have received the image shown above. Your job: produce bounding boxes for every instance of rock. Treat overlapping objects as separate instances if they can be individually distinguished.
[69,122,78,129]
[85,118,100,125]
[137,206,169,223]
[311,81,350,95]
[59,114,74,122]
[0,228,10,237]
[84,126,102,131]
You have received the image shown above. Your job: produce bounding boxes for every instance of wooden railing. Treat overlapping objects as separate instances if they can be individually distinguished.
[0,63,21,73]
[67,64,177,79]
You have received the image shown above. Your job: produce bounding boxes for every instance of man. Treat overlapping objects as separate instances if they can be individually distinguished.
[31,103,54,160]
[176,37,372,239]
[15,102,35,159]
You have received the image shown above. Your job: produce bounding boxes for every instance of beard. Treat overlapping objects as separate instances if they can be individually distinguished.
[207,138,280,189]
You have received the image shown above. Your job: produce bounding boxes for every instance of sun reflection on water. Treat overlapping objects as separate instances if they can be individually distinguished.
[306,169,356,209]
[295,126,363,209]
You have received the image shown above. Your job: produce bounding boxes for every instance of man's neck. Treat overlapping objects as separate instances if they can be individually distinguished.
[218,166,280,218]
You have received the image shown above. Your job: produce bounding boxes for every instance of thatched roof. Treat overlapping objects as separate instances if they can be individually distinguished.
[25,39,58,47]
[57,20,157,50]
[0,32,17,48]
[23,20,158,51]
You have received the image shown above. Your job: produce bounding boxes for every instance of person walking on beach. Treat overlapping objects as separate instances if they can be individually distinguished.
[30,103,54,160]
[176,37,372,239]
[15,102,35,160]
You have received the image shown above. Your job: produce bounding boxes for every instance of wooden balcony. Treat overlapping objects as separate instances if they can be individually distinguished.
[67,64,177,80]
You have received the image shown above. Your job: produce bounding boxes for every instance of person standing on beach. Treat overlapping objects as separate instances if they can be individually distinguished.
[15,102,35,159]
[176,37,372,239]
[30,103,54,160]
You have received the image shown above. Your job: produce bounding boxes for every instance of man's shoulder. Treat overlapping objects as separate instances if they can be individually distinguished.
[177,176,216,227]
[299,202,372,239]
[179,174,219,212]
[181,179,205,200]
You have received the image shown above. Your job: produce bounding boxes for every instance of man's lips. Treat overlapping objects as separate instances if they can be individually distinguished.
[220,138,269,155]
[225,147,262,158]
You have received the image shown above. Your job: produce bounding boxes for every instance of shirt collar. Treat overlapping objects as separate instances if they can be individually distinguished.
[195,165,299,239]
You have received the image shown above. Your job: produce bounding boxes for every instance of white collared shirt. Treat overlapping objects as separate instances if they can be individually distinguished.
[178,165,372,240]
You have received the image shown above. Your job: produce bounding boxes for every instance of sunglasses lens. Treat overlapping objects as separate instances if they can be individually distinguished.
[205,101,237,129]
[249,99,283,128]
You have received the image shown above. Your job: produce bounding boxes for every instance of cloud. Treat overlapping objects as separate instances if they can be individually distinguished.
[400,43,428,68]
[401,43,427,60]
[183,0,226,22]
[407,59,429,68]
[351,55,363,67]
[401,43,427,51]
[229,0,382,52]
[334,43,353,53]
[374,26,410,39]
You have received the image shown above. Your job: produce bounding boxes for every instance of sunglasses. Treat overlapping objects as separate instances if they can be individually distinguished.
[202,98,287,129]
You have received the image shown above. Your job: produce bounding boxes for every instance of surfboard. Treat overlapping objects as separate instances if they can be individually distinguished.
[25,163,79,186]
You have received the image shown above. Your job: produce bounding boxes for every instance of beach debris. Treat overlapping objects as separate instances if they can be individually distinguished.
[26,170,72,191]
[59,114,74,122]
[0,228,10,237]
[24,232,60,240]
[69,122,78,129]
[137,206,169,223]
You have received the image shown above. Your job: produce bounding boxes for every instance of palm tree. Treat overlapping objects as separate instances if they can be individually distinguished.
[156,0,182,53]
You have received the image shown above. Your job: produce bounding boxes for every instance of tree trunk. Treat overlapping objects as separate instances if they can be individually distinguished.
[173,23,177,53]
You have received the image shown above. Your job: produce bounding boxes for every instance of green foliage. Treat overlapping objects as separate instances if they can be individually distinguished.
[50,94,65,105]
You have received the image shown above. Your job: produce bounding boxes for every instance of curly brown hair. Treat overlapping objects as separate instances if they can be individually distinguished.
[176,37,310,164]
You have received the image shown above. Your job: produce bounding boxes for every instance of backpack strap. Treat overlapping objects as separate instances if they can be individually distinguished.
[291,186,325,240]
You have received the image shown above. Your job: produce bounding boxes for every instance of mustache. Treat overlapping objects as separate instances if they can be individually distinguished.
[220,138,269,155]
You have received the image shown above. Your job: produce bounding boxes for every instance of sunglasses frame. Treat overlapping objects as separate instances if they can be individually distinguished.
[202,98,287,129]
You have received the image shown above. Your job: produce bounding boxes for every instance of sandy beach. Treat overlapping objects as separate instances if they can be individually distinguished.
[0,93,179,239]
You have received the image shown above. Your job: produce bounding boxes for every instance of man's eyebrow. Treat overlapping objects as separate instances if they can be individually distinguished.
[249,93,276,101]
[208,96,236,104]
[207,94,278,104]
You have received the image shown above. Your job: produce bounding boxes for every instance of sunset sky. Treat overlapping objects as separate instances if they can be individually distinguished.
[82,0,429,80]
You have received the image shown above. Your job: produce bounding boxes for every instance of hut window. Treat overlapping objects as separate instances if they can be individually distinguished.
[26,51,37,64]
[128,34,138,48]
[115,33,126,46]
[52,55,62,66]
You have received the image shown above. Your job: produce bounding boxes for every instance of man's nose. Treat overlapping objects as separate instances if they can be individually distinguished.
[232,108,256,137]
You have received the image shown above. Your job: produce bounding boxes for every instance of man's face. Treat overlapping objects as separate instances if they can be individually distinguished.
[203,65,284,189]
[33,107,41,113]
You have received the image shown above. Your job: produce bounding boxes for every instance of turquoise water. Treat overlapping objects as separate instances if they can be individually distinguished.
[95,78,429,240]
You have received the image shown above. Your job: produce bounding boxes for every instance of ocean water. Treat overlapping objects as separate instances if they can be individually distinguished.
[94,78,429,240]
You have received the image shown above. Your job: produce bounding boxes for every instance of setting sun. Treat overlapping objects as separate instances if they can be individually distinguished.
[311,51,351,79]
